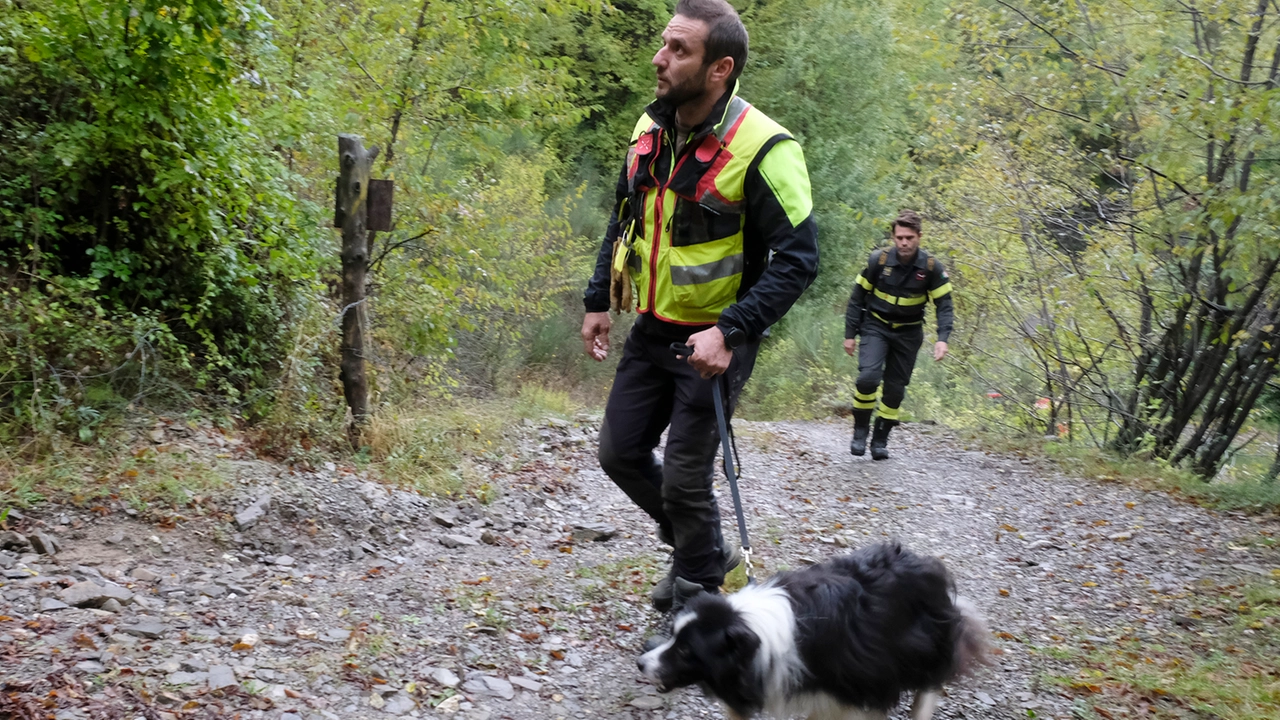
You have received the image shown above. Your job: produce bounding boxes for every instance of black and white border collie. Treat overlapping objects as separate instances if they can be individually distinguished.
[638,542,987,720]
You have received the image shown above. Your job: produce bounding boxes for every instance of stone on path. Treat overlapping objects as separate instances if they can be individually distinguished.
[440,535,478,548]
[509,676,541,692]
[570,523,617,542]
[0,531,28,551]
[234,493,272,530]
[131,567,161,582]
[122,620,167,639]
[60,580,133,608]
[208,665,237,690]
[167,671,210,686]
[480,675,514,700]
[28,532,58,555]
[629,696,664,709]
[382,691,416,715]
[40,598,69,612]
[429,667,460,688]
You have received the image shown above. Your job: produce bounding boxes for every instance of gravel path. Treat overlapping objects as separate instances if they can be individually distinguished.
[2,417,1278,719]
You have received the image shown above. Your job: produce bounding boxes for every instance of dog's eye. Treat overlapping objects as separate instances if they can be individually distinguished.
[676,645,692,658]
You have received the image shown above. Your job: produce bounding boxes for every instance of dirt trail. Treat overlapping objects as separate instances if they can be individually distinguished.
[2,418,1278,720]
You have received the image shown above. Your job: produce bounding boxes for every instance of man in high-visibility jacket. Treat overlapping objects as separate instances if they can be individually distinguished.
[844,210,954,460]
[580,0,818,614]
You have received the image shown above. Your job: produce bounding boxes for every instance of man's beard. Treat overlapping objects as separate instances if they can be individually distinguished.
[657,66,711,107]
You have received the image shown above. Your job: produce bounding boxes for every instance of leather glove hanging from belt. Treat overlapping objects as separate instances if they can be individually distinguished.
[610,198,638,313]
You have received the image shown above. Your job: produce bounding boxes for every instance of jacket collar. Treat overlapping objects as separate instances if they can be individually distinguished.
[887,248,929,268]
[645,81,741,141]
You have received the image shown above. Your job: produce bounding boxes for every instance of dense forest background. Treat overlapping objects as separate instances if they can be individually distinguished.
[3,0,1280,498]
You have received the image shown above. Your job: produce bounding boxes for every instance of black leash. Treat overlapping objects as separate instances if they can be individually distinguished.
[671,343,755,585]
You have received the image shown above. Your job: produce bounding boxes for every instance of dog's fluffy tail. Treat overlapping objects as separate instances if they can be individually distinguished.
[953,596,989,677]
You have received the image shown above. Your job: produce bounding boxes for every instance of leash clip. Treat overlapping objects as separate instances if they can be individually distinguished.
[741,546,754,585]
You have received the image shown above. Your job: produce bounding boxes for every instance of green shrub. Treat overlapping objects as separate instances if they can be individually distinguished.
[0,0,325,439]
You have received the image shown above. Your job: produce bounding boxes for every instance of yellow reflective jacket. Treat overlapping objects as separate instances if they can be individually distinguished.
[586,85,819,336]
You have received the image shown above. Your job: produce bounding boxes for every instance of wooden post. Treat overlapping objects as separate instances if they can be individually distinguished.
[336,134,378,445]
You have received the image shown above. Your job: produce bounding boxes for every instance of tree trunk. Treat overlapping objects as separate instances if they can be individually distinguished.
[337,134,378,447]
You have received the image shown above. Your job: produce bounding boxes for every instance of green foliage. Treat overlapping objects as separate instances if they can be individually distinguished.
[0,279,178,447]
[743,0,915,301]
[1,0,326,440]
[739,304,852,419]
[920,0,1280,476]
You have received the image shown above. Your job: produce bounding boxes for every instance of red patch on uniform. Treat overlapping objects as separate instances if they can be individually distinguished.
[695,135,721,163]
[636,133,654,155]
[915,271,927,281]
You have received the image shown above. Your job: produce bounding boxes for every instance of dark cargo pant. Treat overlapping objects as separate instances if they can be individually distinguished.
[854,317,924,423]
[597,325,759,592]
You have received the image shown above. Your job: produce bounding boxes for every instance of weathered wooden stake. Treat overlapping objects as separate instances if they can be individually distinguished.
[336,134,378,445]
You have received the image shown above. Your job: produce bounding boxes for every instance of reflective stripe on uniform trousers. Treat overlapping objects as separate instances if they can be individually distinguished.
[853,389,877,410]
[876,401,901,420]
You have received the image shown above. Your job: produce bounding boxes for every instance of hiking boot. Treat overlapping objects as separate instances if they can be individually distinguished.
[870,417,894,461]
[651,543,742,611]
[850,423,870,456]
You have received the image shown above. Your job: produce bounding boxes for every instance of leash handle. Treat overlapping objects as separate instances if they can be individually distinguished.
[670,343,755,584]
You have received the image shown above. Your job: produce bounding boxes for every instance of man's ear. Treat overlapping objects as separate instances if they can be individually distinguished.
[707,56,735,86]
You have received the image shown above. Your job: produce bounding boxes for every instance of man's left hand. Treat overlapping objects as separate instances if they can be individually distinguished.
[684,326,733,378]
[934,341,949,361]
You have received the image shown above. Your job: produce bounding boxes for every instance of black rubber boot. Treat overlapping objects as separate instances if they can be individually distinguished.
[849,412,871,456]
[870,417,894,461]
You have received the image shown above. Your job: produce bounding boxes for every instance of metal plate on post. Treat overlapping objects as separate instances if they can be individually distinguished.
[368,179,394,232]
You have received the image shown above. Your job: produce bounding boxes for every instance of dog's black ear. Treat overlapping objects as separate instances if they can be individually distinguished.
[724,623,761,660]
[712,624,764,714]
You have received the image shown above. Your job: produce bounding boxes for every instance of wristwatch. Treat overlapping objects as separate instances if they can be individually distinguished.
[722,325,746,350]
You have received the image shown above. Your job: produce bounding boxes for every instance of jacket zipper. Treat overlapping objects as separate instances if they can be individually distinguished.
[647,129,701,310]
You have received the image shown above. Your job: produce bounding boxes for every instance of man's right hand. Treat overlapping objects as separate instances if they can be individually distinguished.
[582,312,611,361]
[843,337,858,357]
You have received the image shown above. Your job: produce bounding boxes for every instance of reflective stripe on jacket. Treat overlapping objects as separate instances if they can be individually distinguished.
[584,85,818,336]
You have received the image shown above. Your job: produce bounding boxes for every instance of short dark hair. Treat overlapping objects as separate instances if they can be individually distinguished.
[675,0,748,83]
[891,209,923,235]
